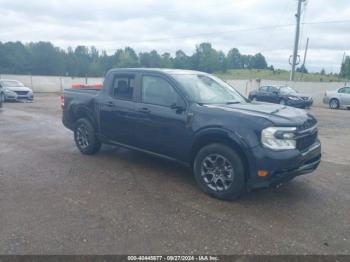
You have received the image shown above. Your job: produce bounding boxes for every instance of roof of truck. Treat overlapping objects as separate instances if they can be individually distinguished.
[108,68,208,75]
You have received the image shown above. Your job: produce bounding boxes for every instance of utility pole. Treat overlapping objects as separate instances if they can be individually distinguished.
[342,52,347,85]
[300,37,309,80]
[302,37,309,67]
[290,0,305,81]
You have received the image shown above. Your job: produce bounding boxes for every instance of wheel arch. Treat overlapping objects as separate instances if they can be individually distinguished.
[190,130,250,181]
[70,105,98,129]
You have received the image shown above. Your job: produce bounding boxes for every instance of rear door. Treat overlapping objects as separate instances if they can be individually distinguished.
[133,74,190,160]
[99,73,139,145]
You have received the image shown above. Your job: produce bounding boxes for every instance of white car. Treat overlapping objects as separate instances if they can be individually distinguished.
[323,86,350,109]
[0,79,34,102]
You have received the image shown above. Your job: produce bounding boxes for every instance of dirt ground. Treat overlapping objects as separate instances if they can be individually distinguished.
[0,93,349,255]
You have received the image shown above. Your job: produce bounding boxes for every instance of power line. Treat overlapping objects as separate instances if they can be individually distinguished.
[106,19,350,49]
[302,19,350,25]
[264,0,294,42]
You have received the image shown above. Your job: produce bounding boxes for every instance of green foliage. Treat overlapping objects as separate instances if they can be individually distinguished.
[296,65,308,74]
[340,56,350,79]
[0,41,269,77]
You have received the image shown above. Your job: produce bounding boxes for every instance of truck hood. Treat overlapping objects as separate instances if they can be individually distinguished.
[205,102,310,126]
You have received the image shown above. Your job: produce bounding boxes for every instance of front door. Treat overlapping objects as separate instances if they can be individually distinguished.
[267,86,280,103]
[134,74,190,160]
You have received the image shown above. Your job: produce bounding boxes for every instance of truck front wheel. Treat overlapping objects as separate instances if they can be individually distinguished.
[193,143,245,200]
[74,118,101,155]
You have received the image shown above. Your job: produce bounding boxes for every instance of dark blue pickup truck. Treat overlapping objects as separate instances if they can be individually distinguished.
[62,68,321,200]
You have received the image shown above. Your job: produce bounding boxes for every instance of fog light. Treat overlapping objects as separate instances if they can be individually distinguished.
[258,170,268,177]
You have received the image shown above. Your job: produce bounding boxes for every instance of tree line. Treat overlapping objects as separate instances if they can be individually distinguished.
[340,56,350,79]
[0,41,269,77]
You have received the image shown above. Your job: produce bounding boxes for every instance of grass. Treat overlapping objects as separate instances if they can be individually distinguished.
[215,69,346,82]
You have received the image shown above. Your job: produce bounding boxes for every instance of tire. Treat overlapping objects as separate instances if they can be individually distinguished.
[279,99,286,105]
[193,143,245,200]
[329,99,340,109]
[74,118,101,155]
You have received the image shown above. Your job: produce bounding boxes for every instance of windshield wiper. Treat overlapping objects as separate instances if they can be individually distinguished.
[225,101,241,105]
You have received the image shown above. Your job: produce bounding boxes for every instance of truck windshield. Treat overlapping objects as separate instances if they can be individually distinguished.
[171,74,247,104]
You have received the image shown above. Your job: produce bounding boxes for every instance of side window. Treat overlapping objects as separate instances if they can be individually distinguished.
[268,86,278,93]
[345,87,350,94]
[112,75,135,100]
[338,88,345,94]
[142,76,179,107]
[260,86,268,92]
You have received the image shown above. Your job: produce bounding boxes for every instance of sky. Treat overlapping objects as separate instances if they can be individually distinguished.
[1,0,349,73]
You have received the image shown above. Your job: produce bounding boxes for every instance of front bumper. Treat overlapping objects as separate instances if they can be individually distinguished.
[246,140,321,190]
[286,99,313,108]
[5,93,33,101]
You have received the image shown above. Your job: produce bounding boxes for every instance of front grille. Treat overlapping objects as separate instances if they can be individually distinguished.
[15,91,29,96]
[296,118,318,151]
[297,131,318,151]
[297,118,317,131]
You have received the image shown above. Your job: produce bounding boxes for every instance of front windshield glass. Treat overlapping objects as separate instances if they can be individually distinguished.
[171,74,247,104]
[1,80,24,87]
[279,86,298,95]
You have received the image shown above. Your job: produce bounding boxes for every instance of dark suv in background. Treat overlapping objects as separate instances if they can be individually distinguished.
[249,85,313,108]
[62,69,321,200]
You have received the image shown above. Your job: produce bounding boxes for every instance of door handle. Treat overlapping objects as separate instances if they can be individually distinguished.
[138,107,150,114]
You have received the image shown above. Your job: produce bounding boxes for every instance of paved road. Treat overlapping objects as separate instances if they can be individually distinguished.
[0,94,349,255]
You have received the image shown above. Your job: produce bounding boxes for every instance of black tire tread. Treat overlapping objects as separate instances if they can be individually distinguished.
[74,118,101,155]
[193,143,245,200]
[329,98,340,109]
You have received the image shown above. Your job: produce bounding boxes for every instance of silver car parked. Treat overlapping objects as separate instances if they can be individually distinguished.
[0,79,34,102]
[323,86,350,109]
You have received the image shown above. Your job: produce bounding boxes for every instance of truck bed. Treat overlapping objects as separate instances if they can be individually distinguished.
[64,88,101,95]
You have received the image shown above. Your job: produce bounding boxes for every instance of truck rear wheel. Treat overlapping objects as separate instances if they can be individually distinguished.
[193,143,245,200]
[74,118,101,155]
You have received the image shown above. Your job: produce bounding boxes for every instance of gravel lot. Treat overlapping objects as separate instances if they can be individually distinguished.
[0,93,349,255]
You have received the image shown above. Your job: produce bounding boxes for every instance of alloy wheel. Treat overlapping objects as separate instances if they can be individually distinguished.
[76,124,90,149]
[200,154,234,192]
[330,100,339,109]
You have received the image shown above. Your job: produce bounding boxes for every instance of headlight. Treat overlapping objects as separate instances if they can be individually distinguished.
[4,89,14,94]
[288,96,299,100]
[261,127,297,150]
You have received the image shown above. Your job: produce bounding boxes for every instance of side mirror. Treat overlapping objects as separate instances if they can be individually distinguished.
[170,103,185,114]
